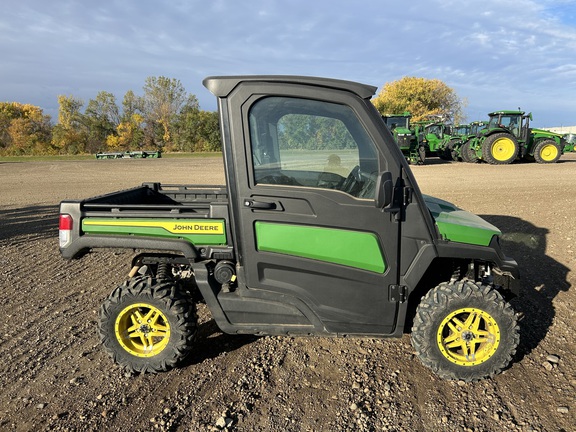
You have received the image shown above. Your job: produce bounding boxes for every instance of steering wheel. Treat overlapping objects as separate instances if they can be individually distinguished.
[340,165,362,196]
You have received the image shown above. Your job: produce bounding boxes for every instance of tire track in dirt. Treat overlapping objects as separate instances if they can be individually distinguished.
[1,156,575,431]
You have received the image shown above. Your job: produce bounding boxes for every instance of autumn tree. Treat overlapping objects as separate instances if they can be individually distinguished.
[106,113,144,150]
[372,77,466,124]
[0,102,52,155]
[52,95,88,154]
[1,76,222,156]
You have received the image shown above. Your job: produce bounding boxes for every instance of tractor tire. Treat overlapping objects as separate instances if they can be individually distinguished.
[533,139,562,164]
[411,281,519,381]
[418,145,426,165]
[99,276,197,373]
[438,147,452,161]
[438,140,456,160]
[482,133,519,165]
[461,140,478,163]
[448,140,459,161]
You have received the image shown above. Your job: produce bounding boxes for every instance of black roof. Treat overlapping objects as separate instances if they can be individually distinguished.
[203,75,377,100]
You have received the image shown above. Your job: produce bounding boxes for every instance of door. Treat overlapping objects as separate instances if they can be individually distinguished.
[226,82,402,335]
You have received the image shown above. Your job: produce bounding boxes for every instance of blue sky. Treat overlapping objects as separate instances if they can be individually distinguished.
[1,0,575,128]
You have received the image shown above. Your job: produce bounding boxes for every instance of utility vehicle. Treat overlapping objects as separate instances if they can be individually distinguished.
[59,76,521,381]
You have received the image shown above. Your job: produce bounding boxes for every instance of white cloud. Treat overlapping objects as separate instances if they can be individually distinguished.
[0,0,575,125]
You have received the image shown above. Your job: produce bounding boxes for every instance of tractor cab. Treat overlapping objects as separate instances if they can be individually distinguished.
[452,124,471,136]
[382,112,424,164]
[469,121,487,136]
[486,110,531,141]
[382,112,411,132]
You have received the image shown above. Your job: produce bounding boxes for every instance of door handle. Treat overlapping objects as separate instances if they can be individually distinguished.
[244,199,277,210]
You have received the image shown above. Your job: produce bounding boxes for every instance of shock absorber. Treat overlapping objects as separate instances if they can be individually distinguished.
[156,262,171,281]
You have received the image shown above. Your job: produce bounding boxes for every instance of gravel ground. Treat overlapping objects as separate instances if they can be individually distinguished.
[0,155,574,431]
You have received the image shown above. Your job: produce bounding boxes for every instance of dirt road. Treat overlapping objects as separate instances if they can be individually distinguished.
[0,155,574,431]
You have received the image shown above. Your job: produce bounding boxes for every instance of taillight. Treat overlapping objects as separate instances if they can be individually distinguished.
[59,214,73,247]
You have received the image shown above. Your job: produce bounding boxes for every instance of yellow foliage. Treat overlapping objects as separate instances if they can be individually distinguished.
[107,114,144,150]
[0,102,53,155]
[372,77,466,123]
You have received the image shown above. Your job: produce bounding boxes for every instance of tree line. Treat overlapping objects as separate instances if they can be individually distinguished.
[0,76,466,156]
[0,76,221,156]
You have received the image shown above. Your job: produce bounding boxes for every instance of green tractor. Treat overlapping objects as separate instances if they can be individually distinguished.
[437,123,471,161]
[415,121,452,158]
[563,133,576,153]
[457,121,488,163]
[382,112,426,164]
[469,110,567,164]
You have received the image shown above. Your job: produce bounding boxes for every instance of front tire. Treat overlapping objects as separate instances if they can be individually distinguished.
[533,139,562,164]
[99,276,197,373]
[411,281,519,381]
[461,140,478,163]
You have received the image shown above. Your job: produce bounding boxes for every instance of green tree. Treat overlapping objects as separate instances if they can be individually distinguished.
[121,90,143,122]
[372,77,466,123]
[85,91,120,153]
[278,114,355,150]
[142,76,197,148]
[172,100,221,152]
[192,110,221,152]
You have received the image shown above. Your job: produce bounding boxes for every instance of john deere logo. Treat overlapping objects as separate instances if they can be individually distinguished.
[171,223,222,233]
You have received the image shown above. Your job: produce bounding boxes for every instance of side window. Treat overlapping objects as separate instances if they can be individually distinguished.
[248,97,379,199]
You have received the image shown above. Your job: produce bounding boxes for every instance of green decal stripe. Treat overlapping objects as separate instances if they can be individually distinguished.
[82,218,227,245]
[255,222,386,273]
[434,220,497,247]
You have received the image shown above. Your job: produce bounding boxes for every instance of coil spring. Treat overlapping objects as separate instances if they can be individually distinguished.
[156,262,171,281]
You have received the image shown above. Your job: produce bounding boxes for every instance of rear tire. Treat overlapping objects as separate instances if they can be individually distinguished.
[533,139,561,164]
[482,133,519,164]
[411,281,519,381]
[99,276,197,373]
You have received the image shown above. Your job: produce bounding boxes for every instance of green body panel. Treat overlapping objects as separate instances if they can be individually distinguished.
[525,128,565,156]
[423,195,500,246]
[82,218,227,245]
[254,222,386,273]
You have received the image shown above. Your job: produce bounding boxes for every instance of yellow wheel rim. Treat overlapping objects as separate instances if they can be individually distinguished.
[539,143,558,162]
[436,308,500,366]
[491,137,516,161]
[115,303,171,357]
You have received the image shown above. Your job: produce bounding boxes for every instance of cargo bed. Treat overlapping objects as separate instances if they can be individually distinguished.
[59,183,232,260]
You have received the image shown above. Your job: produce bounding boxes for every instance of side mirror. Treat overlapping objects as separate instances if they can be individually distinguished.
[375,171,393,208]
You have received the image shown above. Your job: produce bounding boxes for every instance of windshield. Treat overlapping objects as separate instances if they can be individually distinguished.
[383,116,410,129]
[470,123,486,134]
[454,125,470,135]
[488,114,521,130]
[426,124,442,135]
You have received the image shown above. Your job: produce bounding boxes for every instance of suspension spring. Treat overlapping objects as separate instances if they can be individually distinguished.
[156,262,171,281]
